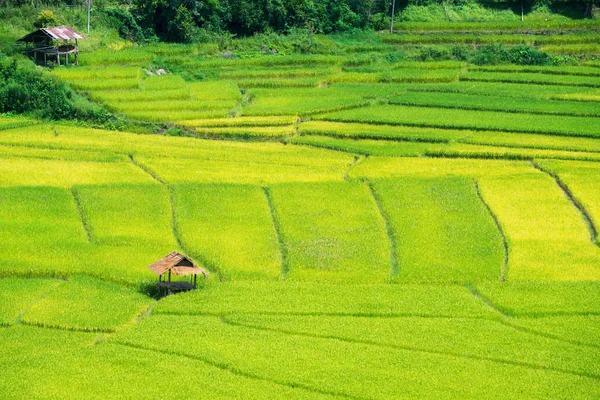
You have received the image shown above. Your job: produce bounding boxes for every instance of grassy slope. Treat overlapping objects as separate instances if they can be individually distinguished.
[268,181,391,283]
[174,183,282,280]
[371,177,504,283]
[1,27,600,397]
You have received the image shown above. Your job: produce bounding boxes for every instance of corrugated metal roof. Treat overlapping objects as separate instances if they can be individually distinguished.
[42,26,84,40]
[16,26,84,42]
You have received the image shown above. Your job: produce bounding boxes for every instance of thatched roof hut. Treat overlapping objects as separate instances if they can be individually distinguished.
[148,251,208,295]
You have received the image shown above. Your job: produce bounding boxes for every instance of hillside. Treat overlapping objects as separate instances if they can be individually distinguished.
[1,12,600,399]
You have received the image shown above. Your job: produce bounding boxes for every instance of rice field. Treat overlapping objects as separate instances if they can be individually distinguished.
[2,26,600,398]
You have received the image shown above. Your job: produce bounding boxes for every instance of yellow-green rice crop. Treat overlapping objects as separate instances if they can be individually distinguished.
[389,91,600,117]
[73,184,175,248]
[267,181,390,283]
[69,78,140,91]
[470,65,600,77]
[243,96,369,116]
[461,71,600,88]
[540,44,600,55]
[195,125,295,138]
[88,88,191,103]
[115,314,600,399]
[510,315,600,347]
[0,325,328,399]
[224,313,600,378]
[125,110,231,121]
[21,275,153,332]
[0,158,154,187]
[292,136,600,162]
[327,68,459,84]
[154,281,493,317]
[188,80,242,101]
[535,160,600,242]
[141,75,187,91]
[371,177,504,283]
[350,157,533,180]
[79,49,154,66]
[319,104,600,138]
[235,77,322,88]
[51,66,142,80]
[298,121,466,142]
[174,184,281,280]
[107,99,237,113]
[179,116,298,128]
[475,281,600,316]
[477,173,600,281]
[0,278,61,325]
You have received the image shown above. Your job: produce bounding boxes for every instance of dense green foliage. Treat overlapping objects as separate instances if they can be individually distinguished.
[1,19,600,399]
[0,54,111,121]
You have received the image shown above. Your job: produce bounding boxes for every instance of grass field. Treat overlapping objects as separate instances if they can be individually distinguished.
[1,25,600,398]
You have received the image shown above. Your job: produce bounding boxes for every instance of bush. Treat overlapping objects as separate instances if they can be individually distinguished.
[507,44,552,66]
[470,43,553,66]
[33,9,59,29]
[168,5,196,43]
[415,46,452,61]
[104,7,145,43]
[0,53,112,122]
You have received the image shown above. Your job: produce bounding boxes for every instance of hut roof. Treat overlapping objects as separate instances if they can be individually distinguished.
[148,251,209,278]
[17,26,84,43]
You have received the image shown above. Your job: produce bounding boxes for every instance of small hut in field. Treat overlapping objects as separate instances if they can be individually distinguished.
[148,251,209,296]
[16,26,84,66]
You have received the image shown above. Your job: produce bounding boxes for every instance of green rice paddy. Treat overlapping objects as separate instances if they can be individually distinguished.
[2,24,600,398]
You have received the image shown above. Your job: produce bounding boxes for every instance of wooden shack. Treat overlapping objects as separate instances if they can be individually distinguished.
[16,26,84,66]
[148,251,209,296]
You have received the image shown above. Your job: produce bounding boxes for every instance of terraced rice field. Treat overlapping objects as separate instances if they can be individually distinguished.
[3,25,600,398]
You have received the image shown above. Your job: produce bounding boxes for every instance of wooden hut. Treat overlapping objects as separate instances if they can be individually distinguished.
[148,251,209,296]
[16,26,84,66]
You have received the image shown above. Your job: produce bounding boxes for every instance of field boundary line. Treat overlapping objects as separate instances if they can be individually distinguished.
[129,155,222,278]
[365,180,399,282]
[128,154,166,185]
[15,279,65,325]
[222,315,600,381]
[70,187,96,244]
[457,138,600,155]
[155,310,493,319]
[499,319,600,351]
[113,341,362,399]
[465,285,510,319]
[344,155,365,181]
[262,187,289,280]
[319,115,599,139]
[388,99,600,118]
[459,76,600,89]
[20,320,116,334]
[168,185,224,280]
[473,180,509,282]
[531,160,599,246]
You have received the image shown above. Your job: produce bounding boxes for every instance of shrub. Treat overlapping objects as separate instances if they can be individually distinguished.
[507,45,552,66]
[104,7,145,43]
[168,5,196,43]
[33,9,59,29]
[0,53,112,122]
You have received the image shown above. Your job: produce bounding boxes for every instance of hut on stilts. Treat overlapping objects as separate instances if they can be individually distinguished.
[16,26,84,66]
[148,251,209,296]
